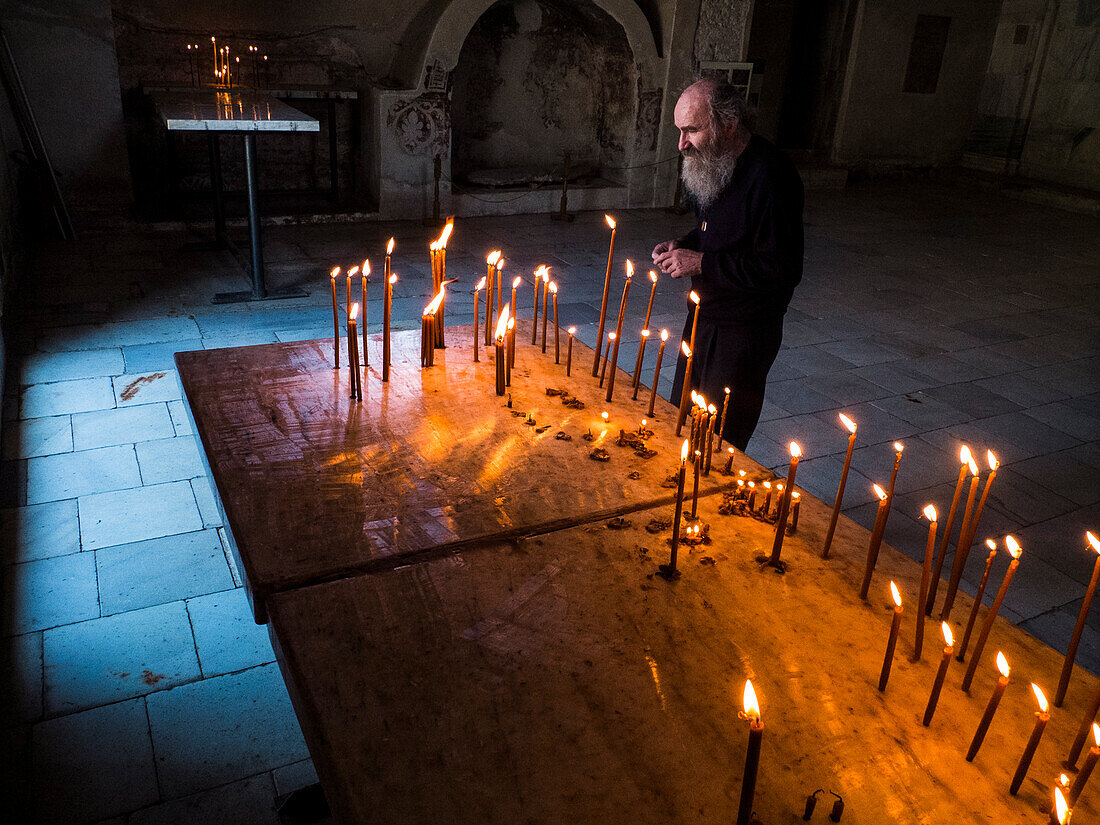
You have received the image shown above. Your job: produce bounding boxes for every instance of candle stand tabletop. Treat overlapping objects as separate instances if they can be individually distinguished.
[176,325,750,623]
[151,89,321,132]
[266,487,1100,825]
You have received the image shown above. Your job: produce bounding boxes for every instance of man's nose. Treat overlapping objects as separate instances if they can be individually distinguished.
[678,133,689,152]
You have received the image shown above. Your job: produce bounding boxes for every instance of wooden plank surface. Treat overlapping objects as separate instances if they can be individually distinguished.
[176,325,754,621]
[267,482,1100,825]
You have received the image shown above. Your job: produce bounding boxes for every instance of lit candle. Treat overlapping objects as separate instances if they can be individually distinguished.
[345,265,353,326]
[420,289,445,368]
[211,36,217,82]
[736,680,763,825]
[643,269,657,334]
[541,267,550,352]
[1056,531,1100,707]
[690,449,701,518]
[927,446,973,616]
[966,652,1011,762]
[769,442,802,567]
[879,582,903,692]
[473,277,486,362]
[329,266,341,369]
[605,260,633,402]
[647,331,669,417]
[495,255,505,321]
[599,332,614,387]
[506,316,515,386]
[761,480,772,515]
[958,450,999,569]
[1053,787,1071,825]
[941,453,982,620]
[956,540,998,663]
[1069,723,1100,805]
[632,330,651,399]
[1010,684,1050,795]
[550,283,559,363]
[592,214,616,377]
[1067,682,1100,769]
[724,447,736,475]
[437,220,454,348]
[485,251,500,345]
[913,505,939,662]
[688,391,701,458]
[746,481,756,511]
[923,622,954,726]
[703,403,717,474]
[566,326,576,376]
[360,261,370,367]
[531,265,543,345]
[859,484,890,601]
[384,236,394,283]
[659,439,689,580]
[789,493,801,530]
[382,273,396,382]
[509,277,521,369]
[675,291,701,435]
[716,387,731,451]
[494,305,509,396]
[962,536,1022,692]
[347,303,361,401]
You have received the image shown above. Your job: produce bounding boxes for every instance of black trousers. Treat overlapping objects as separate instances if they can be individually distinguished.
[670,314,784,452]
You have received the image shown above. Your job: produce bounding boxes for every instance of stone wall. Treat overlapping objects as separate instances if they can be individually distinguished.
[693,0,753,64]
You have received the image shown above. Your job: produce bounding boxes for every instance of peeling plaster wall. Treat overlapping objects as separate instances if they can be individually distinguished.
[693,0,753,64]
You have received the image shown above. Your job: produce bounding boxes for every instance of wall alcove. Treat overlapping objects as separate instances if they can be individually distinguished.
[449,0,638,189]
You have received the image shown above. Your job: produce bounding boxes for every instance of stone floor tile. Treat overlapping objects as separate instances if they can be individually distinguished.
[219,528,244,588]
[97,529,234,615]
[146,664,309,798]
[968,411,1083,464]
[17,348,125,385]
[1,499,81,564]
[2,552,99,635]
[788,454,876,510]
[973,373,1070,408]
[272,759,319,797]
[1011,451,1100,507]
[192,476,224,527]
[79,480,203,551]
[817,336,906,367]
[921,382,1023,420]
[135,436,207,485]
[1023,401,1100,442]
[869,392,973,431]
[1014,504,1100,586]
[800,369,890,407]
[43,600,200,716]
[2,631,42,726]
[31,698,159,825]
[26,444,141,505]
[129,773,280,825]
[764,379,841,416]
[37,317,202,353]
[72,403,175,451]
[187,590,275,677]
[122,339,205,373]
[779,344,857,376]
[2,415,72,459]
[983,466,1078,530]
[829,401,920,446]
[755,412,853,459]
[19,377,116,419]
[167,399,195,435]
[113,370,182,407]
[1019,609,1100,683]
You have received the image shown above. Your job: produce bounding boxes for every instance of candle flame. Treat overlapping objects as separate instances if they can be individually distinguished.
[423,288,446,316]
[649,270,658,283]
[996,651,1010,678]
[349,303,359,321]
[435,220,453,248]
[689,291,700,305]
[839,413,856,433]
[960,445,971,464]
[681,342,691,357]
[512,276,522,289]
[1005,535,1021,559]
[605,214,616,230]
[894,441,904,453]
[763,481,771,490]
[549,282,558,294]
[889,581,901,607]
[626,259,634,278]
[568,326,577,335]
[640,329,649,338]
[608,332,616,342]
[542,268,551,284]
[789,441,802,458]
[494,304,510,340]
[661,329,669,342]
[792,491,801,500]
[942,622,954,647]
[1060,774,1070,787]
[987,450,998,471]
[1093,722,1100,746]
[602,411,609,422]
[475,277,487,291]
[330,266,341,279]
[923,504,937,521]
[497,256,506,271]
[742,680,760,721]
[747,481,755,489]
[386,237,395,255]
[388,274,398,285]
[968,456,979,476]
[708,404,717,415]
[362,260,370,277]
[1032,683,1048,712]
[487,250,500,266]
[725,387,731,395]
[348,266,359,277]
[680,439,689,463]
[690,390,699,405]
[533,264,547,280]
[507,317,515,331]
[1087,531,1100,553]
[641,419,647,427]
[986,538,997,550]
[1054,788,1069,824]
[873,483,887,501]
[429,240,438,252]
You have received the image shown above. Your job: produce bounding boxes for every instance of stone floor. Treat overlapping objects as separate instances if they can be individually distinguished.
[1,179,1098,824]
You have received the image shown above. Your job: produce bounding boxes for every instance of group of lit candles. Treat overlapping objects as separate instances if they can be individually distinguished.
[327,238,396,385]
[187,37,267,88]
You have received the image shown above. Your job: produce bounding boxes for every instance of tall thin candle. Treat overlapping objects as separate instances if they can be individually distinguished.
[593,214,616,376]
[347,304,361,401]
[716,387,731,451]
[703,403,717,474]
[566,326,576,376]
[736,681,763,825]
[606,260,633,402]
[962,536,1022,692]
[957,451,999,575]
[632,330,650,398]
[1010,684,1050,795]
[382,273,396,382]
[923,622,954,726]
[966,652,1010,762]
[914,505,938,661]
[941,454,982,620]
[690,449,701,518]
[675,292,701,434]
[631,271,657,392]
[927,446,972,615]
[879,582,904,692]
[647,331,669,417]
[531,266,543,345]
[659,440,689,581]
[506,317,515,386]
[1067,681,1100,769]
[769,442,802,567]
[494,305,509,396]
[550,283,559,363]
[473,277,486,362]
[822,413,857,559]
[859,485,890,600]
[485,251,500,345]
[541,268,550,352]
[956,540,998,663]
[1070,724,1100,805]
[329,266,341,369]
[509,277,520,369]
[1056,531,1100,707]
[360,261,369,367]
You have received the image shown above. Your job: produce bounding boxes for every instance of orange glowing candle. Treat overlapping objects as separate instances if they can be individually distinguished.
[736,680,763,825]
[382,273,396,382]
[822,413,857,559]
[550,283,559,363]
[1070,724,1100,805]
[957,450,999,571]
[703,403,717,474]
[716,386,731,451]
[347,303,361,401]
[647,331,669,417]
[966,652,1010,761]
[485,251,500,345]
[506,316,515,386]
[1056,531,1100,707]
[769,442,802,567]
[927,446,972,616]
[1067,682,1100,769]
[473,277,486,362]
[690,449,702,518]
[509,277,521,369]
[541,267,550,352]
[923,622,954,726]
[531,265,543,345]
[675,291,701,435]
[632,330,651,399]
[942,453,981,620]
[345,265,353,325]
[962,536,1021,693]
[606,260,633,402]
[859,484,890,600]
[913,505,938,661]
[1053,786,1071,824]
[494,305,509,396]
[879,582,904,692]
[599,332,614,388]
[593,214,616,376]
[495,255,504,320]
[360,260,370,367]
[329,266,341,369]
[1010,684,1050,795]
[957,540,998,663]
[659,439,689,581]
[566,326,576,376]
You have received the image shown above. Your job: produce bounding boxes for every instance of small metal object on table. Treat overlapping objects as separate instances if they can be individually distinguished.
[152,90,319,304]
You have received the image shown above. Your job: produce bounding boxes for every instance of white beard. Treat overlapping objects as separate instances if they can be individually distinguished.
[681,147,737,210]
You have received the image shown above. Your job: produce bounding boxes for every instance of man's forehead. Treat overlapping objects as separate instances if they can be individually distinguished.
[675,90,707,126]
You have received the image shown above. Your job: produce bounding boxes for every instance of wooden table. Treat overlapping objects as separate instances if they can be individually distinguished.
[176,325,752,622]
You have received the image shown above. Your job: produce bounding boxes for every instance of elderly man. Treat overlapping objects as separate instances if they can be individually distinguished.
[652,78,803,452]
